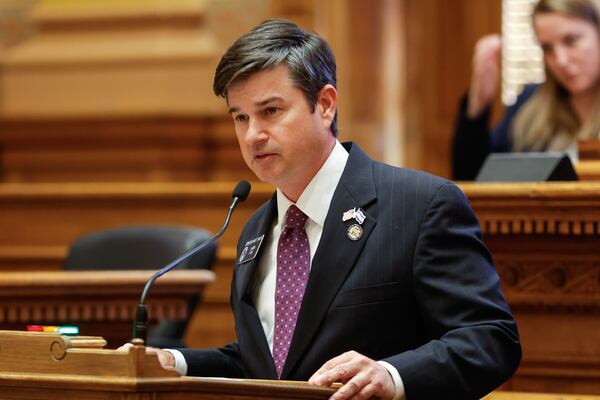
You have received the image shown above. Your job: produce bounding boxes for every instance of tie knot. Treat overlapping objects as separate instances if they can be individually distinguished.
[284,205,308,229]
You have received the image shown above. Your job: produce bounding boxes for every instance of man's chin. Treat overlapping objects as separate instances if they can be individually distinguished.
[251,169,279,186]
[251,161,281,181]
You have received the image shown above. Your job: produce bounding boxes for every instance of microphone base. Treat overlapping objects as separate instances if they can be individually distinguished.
[132,303,148,344]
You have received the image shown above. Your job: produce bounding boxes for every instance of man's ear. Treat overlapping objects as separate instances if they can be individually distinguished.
[316,84,337,130]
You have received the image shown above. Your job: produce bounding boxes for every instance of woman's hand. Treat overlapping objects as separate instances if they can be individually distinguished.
[467,34,502,118]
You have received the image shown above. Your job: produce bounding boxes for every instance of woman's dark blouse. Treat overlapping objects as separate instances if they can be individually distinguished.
[452,85,538,180]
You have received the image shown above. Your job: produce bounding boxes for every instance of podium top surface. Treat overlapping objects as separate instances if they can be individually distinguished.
[0,330,337,399]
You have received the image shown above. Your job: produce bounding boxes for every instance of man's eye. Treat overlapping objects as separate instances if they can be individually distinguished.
[235,114,248,122]
[265,107,279,116]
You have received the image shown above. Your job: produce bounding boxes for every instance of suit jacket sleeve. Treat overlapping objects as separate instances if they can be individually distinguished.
[383,182,521,399]
[178,342,246,378]
[177,272,247,377]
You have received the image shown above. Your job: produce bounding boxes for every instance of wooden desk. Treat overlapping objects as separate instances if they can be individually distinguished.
[576,160,600,181]
[460,182,600,394]
[485,392,600,400]
[577,139,600,180]
[0,270,214,348]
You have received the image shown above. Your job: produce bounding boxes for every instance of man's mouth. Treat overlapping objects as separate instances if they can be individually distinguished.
[255,152,275,160]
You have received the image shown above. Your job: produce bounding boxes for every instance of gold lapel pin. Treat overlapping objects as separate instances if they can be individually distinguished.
[347,224,363,241]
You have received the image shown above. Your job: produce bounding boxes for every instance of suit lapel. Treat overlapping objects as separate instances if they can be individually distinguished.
[282,143,378,378]
[235,194,277,301]
[234,194,278,378]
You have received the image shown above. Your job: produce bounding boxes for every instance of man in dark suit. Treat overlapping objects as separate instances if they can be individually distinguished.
[136,19,521,399]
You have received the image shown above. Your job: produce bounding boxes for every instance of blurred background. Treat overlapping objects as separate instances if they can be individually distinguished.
[0,0,512,181]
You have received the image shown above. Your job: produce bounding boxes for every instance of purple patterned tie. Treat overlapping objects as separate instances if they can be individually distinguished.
[273,205,310,378]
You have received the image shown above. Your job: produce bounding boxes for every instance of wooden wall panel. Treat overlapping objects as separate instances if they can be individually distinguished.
[405,0,501,176]
[0,116,253,182]
[313,0,390,163]
[1,0,504,180]
[0,0,325,182]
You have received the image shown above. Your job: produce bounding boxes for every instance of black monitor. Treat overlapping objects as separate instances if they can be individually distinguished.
[475,152,578,182]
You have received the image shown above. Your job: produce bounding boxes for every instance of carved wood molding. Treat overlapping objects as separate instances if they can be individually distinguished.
[460,182,600,236]
[0,270,214,324]
[516,356,600,386]
[481,218,600,236]
[496,259,600,311]
[0,300,185,324]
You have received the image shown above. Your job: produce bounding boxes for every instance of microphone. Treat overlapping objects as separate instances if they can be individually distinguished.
[132,180,251,343]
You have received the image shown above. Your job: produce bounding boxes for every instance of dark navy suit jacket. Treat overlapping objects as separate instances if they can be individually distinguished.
[180,142,521,399]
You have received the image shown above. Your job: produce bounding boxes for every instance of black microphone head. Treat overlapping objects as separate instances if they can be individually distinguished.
[232,180,251,202]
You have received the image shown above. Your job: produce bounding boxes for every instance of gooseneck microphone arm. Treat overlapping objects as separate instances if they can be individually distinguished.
[132,180,251,343]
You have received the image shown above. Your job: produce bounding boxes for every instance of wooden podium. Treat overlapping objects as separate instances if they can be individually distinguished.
[4,331,600,400]
[0,330,337,400]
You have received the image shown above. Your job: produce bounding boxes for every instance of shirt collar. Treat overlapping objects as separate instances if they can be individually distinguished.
[276,140,349,228]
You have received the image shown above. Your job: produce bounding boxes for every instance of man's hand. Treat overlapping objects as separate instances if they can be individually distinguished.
[309,351,396,400]
[116,343,176,369]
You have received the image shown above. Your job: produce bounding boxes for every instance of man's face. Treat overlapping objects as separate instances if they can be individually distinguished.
[227,65,336,198]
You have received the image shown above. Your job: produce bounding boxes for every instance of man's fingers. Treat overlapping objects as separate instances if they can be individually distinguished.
[147,348,176,368]
[310,361,353,386]
[330,371,370,400]
[338,368,395,400]
[114,344,174,369]
[116,343,134,352]
[310,351,396,400]
[309,351,357,384]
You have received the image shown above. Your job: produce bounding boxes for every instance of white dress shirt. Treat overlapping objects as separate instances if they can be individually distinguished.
[168,140,405,399]
[251,140,349,352]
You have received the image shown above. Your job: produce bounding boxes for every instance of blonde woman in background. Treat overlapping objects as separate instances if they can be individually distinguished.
[452,0,600,180]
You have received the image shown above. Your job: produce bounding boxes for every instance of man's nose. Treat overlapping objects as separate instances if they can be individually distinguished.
[245,119,268,146]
